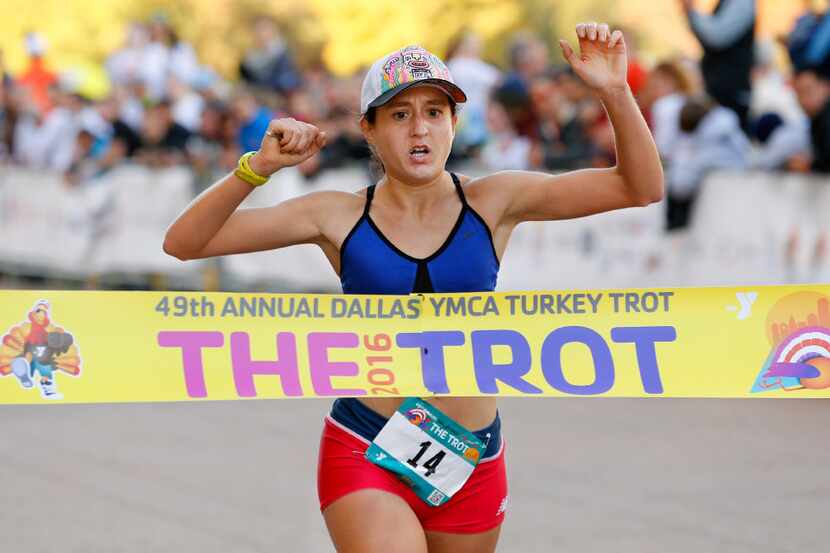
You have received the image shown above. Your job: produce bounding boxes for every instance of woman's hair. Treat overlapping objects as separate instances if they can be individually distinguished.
[653,60,695,94]
[362,97,458,177]
[679,95,715,133]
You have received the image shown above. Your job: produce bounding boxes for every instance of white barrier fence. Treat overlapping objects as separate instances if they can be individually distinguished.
[0,163,828,290]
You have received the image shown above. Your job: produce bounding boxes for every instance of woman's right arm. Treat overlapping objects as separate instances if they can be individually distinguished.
[163,118,328,260]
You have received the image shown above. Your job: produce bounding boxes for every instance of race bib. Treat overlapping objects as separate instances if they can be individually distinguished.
[365,398,485,507]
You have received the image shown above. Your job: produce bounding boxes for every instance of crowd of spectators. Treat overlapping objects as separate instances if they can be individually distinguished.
[0,5,828,234]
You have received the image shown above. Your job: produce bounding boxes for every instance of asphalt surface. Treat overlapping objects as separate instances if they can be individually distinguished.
[1,398,827,552]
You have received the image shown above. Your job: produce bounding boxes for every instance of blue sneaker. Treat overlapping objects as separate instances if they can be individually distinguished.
[11,357,33,389]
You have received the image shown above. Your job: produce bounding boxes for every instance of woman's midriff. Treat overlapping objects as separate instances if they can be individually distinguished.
[357,396,498,431]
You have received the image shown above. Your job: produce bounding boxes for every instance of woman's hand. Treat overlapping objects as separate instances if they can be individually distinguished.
[558,22,628,95]
[249,118,327,176]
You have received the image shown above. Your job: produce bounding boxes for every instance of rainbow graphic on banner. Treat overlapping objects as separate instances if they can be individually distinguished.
[751,291,830,393]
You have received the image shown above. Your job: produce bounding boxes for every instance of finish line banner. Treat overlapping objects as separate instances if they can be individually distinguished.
[1,285,830,404]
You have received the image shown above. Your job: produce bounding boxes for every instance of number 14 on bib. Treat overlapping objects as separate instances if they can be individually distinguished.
[365,398,486,507]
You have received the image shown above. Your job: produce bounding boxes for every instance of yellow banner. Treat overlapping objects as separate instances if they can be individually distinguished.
[1,285,830,404]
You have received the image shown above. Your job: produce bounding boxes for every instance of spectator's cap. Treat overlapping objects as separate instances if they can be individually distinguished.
[360,45,466,116]
[24,32,47,57]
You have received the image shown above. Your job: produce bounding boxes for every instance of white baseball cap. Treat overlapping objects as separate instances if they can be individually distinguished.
[360,45,467,116]
[25,32,47,57]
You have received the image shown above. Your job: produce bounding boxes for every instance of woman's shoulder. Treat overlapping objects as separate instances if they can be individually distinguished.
[300,187,371,227]
[303,186,370,205]
[455,171,521,202]
[454,169,543,227]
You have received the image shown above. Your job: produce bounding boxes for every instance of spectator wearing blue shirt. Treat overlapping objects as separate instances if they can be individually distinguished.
[231,87,274,154]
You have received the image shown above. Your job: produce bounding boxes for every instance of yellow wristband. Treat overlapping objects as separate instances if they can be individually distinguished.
[234,151,269,187]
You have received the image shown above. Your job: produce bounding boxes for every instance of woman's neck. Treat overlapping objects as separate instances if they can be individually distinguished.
[377,171,454,214]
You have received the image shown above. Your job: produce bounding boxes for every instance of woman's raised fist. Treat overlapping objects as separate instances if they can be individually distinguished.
[249,118,328,176]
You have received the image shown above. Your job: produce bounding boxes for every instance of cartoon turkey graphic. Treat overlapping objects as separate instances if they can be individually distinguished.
[0,300,81,400]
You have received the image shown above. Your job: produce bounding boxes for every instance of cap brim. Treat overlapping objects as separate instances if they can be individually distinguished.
[367,79,467,111]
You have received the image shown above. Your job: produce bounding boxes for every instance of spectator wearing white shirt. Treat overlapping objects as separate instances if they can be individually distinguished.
[481,92,531,171]
[641,60,698,164]
[666,96,750,230]
[168,76,205,132]
[13,79,83,172]
[752,40,807,124]
[105,23,150,88]
[446,32,501,155]
[140,15,201,102]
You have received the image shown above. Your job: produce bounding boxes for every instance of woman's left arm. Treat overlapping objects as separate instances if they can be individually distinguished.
[490,22,664,224]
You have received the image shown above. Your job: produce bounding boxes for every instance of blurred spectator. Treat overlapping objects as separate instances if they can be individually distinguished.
[115,82,146,132]
[496,33,548,138]
[748,41,811,171]
[231,86,274,154]
[64,119,112,186]
[141,14,202,101]
[586,112,616,168]
[96,95,142,160]
[105,22,150,88]
[446,31,501,155]
[187,101,235,192]
[615,25,649,97]
[748,112,810,171]
[553,66,614,167]
[787,2,830,75]
[641,60,697,162]
[298,105,369,179]
[751,40,806,123]
[791,69,830,173]
[239,15,301,96]
[786,5,830,174]
[135,99,191,167]
[13,79,84,172]
[16,32,58,115]
[665,96,750,230]
[680,0,756,133]
[480,90,531,171]
[168,76,205,132]
[0,49,16,160]
[289,88,326,123]
[528,71,593,170]
[0,49,11,87]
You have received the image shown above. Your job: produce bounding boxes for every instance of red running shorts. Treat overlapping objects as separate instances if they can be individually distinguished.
[317,416,508,534]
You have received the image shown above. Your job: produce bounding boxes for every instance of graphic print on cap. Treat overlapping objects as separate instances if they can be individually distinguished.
[380,46,451,94]
[361,45,465,114]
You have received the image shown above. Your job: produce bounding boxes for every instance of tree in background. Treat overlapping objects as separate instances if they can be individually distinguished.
[0,0,809,81]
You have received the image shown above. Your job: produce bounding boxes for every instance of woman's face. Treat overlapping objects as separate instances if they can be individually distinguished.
[362,86,456,185]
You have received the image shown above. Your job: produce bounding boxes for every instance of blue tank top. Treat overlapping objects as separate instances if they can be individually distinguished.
[339,173,500,294]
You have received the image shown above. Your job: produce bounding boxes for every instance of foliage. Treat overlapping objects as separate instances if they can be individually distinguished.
[0,0,809,80]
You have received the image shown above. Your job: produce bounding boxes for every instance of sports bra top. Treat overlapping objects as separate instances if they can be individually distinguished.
[339,173,500,295]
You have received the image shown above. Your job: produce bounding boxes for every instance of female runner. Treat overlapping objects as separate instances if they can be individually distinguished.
[164,22,663,553]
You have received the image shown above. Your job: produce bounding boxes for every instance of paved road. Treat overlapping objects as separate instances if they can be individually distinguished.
[1,398,827,552]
